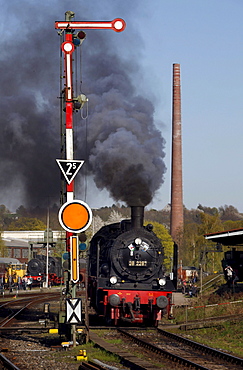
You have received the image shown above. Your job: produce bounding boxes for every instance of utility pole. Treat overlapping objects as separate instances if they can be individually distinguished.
[45,207,50,288]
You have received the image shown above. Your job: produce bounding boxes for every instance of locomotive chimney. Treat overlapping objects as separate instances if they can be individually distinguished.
[170,63,184,244]
[131,206,144,229]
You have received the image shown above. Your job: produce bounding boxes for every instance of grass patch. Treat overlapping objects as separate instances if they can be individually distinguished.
[173,290,243,323]
[106,338,123,345]
[170,289,243,357]
[189,321,243,357]
[169,319,243,357]
[49,341,124,366]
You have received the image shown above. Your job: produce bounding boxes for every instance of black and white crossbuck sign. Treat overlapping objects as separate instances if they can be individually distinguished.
[66,298,82,324]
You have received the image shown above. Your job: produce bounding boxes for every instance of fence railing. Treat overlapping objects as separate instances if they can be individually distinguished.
[201,273,224,292]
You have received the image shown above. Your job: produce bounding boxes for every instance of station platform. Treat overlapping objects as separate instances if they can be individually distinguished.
[173,292,191,306]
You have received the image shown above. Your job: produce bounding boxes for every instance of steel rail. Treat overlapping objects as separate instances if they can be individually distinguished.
[78,360,110,369]
[0,352,21,370]
[157,327,243,367]
[0,293,59,327]
[118,328,211,370]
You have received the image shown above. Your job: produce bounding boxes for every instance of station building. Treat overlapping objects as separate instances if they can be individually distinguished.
[1,230,65,263]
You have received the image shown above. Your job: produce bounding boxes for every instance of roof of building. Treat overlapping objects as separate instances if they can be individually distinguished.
[0,258,21,264]
[2,238,30,248]
[204,228,243,246]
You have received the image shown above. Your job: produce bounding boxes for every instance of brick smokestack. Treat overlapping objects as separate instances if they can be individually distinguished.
[170,64,184,243]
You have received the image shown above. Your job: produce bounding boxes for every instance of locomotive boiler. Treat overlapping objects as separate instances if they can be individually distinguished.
[88,206,175,326]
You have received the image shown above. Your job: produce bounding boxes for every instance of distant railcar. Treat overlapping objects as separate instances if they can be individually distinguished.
[0,258,27,284]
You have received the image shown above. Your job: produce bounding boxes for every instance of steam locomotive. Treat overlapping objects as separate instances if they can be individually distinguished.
[27,255,62,285]
[27,255,86,286]
[88,206,176,326]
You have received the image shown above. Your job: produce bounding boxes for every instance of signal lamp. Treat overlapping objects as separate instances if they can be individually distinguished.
[79,243,87,251]
[62,252,70,260]
[77,30,86,41]
[73,38,81,47]
[73,31,86,46]
[79,232,87,242]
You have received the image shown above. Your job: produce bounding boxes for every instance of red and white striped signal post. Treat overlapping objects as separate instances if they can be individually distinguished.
[56,10,126,251]
[55,11,126,344]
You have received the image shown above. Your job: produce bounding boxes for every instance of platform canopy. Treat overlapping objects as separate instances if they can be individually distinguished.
[204,228,243,246]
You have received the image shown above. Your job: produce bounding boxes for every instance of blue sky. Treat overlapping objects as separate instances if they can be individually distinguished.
[1,1,243,212]
[87,0,243,212]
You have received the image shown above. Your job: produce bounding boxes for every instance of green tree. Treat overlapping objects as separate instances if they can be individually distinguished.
[223,219,243,230]
[195,212,223,273]
[0,232,8,257]
[182,222,199,266]
[197,212,222,235]
[145,221,174,272]
[8,217,46,231]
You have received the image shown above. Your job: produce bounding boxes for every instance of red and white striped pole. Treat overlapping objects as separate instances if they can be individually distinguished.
[62,35,75,203]
[56,12,126,253]
[57,13,126,206]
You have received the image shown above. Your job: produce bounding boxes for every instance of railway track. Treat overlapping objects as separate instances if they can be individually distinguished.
[0,292,242,370]
[78,360,120,369]
[0,292,60,370]
[0,352,21,370]
[0,293,78,370]
[0,292,60,328]
[117,327,243,369]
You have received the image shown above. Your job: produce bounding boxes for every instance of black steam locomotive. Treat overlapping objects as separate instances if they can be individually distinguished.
[88,206,175,326]
[27,255,86,286]
[27,255,62,285]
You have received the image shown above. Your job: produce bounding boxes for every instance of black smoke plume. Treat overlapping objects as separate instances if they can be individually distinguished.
[79,32,166,206]
[0,3,166,210]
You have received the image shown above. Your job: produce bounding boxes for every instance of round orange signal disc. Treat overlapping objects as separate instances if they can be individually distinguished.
[59,200,92,233]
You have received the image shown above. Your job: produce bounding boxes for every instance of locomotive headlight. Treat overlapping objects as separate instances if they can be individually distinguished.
[110,276,118,285]
[159,278,166,286]
[134,238,142,245]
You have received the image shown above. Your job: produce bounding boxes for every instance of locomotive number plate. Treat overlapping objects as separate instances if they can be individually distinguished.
[128,260,147,267]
